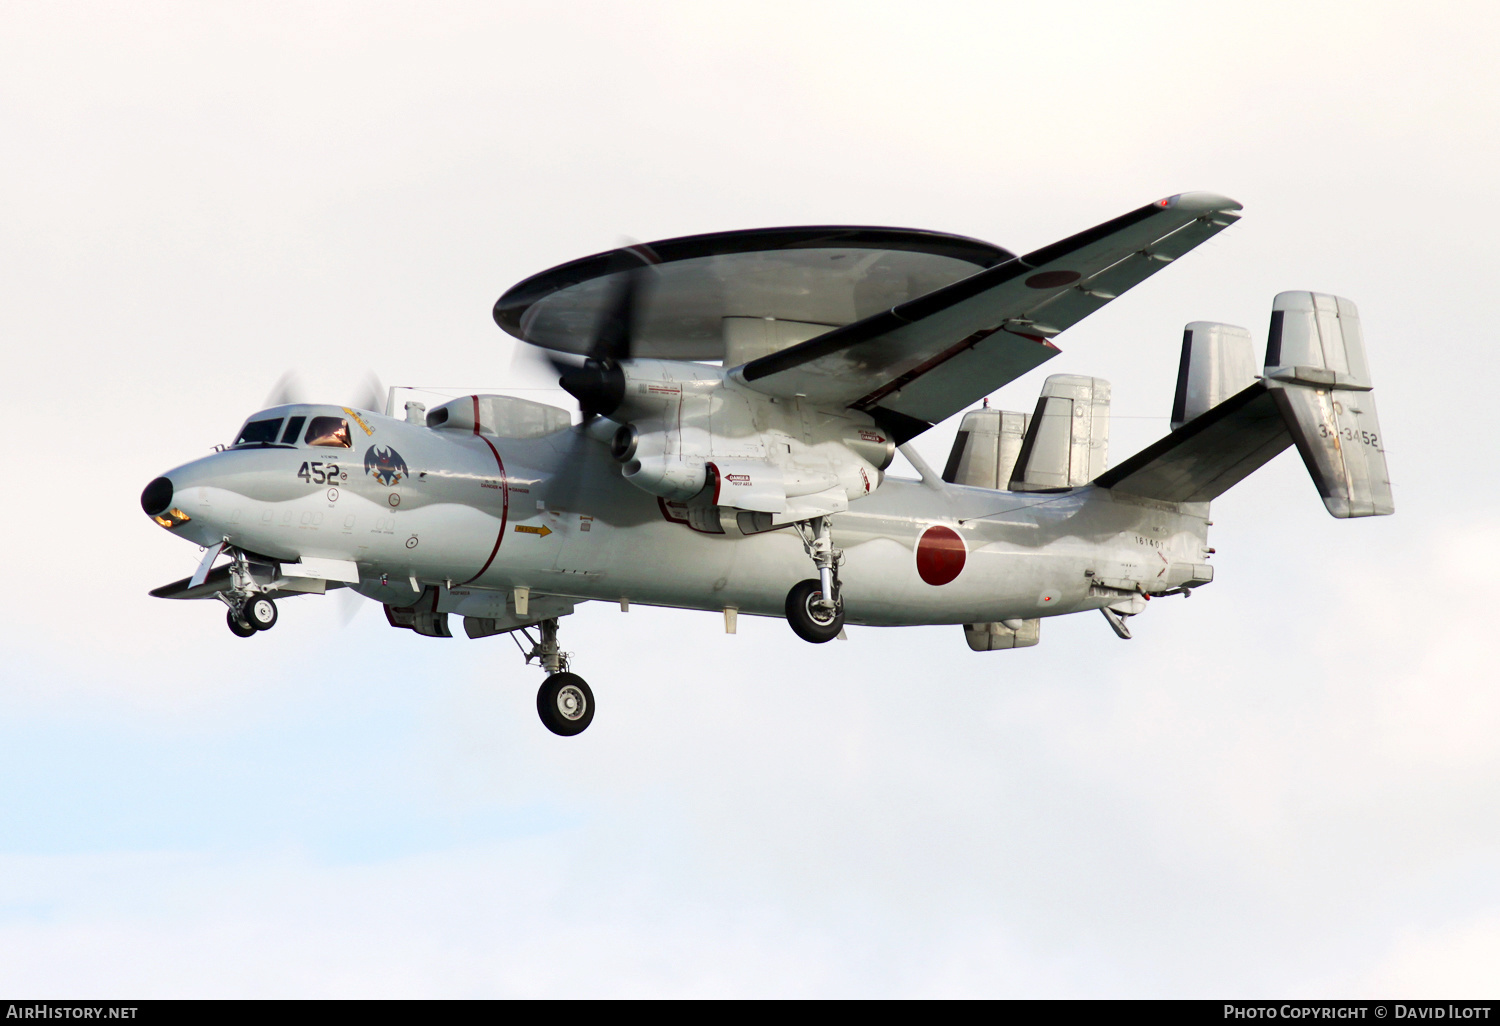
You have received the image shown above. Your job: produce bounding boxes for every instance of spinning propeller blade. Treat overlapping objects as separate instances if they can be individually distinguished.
[556,244,659,421]
[336,585,365,627]
[351,371,388,415]
[262,370,307,408]
[261,370,386,415]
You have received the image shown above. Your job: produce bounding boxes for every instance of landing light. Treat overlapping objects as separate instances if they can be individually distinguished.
[153,508,191,529]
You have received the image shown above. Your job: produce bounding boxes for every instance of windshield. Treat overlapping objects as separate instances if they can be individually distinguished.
[233,418,284,447]
[305,416,351,448]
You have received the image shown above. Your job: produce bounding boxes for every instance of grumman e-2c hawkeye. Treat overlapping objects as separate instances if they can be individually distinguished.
[141,193,1393,735]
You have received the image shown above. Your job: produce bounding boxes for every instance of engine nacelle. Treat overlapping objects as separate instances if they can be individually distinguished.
[622,455,709,502]
[616,425,709,502]
[596,359,888,516]
[841,425,896,471]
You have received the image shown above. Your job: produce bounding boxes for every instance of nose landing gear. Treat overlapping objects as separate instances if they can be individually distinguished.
[224,596,277,637]
[215,548,279,637]
[518,616,595,736]
[243,597,278,631]
[787,516,844,643]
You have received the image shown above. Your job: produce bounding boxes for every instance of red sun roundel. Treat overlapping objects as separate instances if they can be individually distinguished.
[915,525,966,586]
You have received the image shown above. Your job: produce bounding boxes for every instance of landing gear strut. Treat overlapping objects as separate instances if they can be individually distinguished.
[518,617,595,736]
[216,548,278,638]
[786,516,844,644]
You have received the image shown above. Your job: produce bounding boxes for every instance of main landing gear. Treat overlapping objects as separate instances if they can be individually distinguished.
[786,516,844,644]
[519,617,595,736]
[217,549,279,638]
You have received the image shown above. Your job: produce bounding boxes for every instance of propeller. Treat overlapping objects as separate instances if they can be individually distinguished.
[335,584,366,627]
[552,246,659,422]
[260,370,390,415]
[262,370,307,408]
[350,371,388,416]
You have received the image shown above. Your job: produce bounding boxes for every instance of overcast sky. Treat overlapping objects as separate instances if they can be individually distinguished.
[2,0,1498,997]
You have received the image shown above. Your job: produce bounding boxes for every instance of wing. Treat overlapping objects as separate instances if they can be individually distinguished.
[733,192,1242,441]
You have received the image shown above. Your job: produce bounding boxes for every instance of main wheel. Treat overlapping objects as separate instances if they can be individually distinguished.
[243,597,278,631]
[785,578,843,643]
[537,672,595,736]
[226,608,257,638]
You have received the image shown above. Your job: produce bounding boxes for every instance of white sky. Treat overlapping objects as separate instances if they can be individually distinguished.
[2,0,1498,997]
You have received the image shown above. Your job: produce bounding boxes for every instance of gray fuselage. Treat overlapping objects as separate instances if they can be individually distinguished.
[151,403,1214,626]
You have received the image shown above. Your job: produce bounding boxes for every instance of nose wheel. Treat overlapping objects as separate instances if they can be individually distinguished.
[225,596,277,637]
[215,548,280,638]
[244,597,277,630]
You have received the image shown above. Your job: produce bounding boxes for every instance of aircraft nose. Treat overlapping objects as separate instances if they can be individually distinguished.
[141,476,174,517]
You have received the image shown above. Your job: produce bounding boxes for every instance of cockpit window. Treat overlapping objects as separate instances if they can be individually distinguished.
[233,418,284,447]
[305,416,351,448]
[280,416,306,445]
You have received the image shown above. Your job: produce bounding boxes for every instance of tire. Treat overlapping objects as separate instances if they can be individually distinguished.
[243,597,278,631]
[226,609,257,638]
[537,672,595,736]
[785,578,843,643]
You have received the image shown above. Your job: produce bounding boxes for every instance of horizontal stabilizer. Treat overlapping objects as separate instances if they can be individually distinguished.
[1094,381,1290,503]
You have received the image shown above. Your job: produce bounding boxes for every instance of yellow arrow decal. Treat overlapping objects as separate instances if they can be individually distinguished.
[514,524,553,538]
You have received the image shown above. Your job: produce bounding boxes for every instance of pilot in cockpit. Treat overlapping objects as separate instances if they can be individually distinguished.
[230,413,351,449]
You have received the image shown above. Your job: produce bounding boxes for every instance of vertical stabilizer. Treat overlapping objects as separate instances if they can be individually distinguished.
[942,408,1030,487]
[1172,322,1258,429]
[1263,292,1393,517]
[1098,292,1393,519]
[1010,375,1110,490]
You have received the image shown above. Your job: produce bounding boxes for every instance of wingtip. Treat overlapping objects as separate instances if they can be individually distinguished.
[1160,191,1243,213]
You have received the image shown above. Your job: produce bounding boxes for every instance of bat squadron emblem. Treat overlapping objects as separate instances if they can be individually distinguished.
[363,444,408,487]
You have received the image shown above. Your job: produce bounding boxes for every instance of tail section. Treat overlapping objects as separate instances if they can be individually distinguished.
[1097,292,1393,517]
[1172,322,1257,429]
[1010,375,1111,490]
[1264,293,1393,517]
[942,407,1030,488]
[943,375,1110,491]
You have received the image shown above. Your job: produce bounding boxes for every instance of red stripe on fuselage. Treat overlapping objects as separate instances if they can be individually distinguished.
[460,430,509,585]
